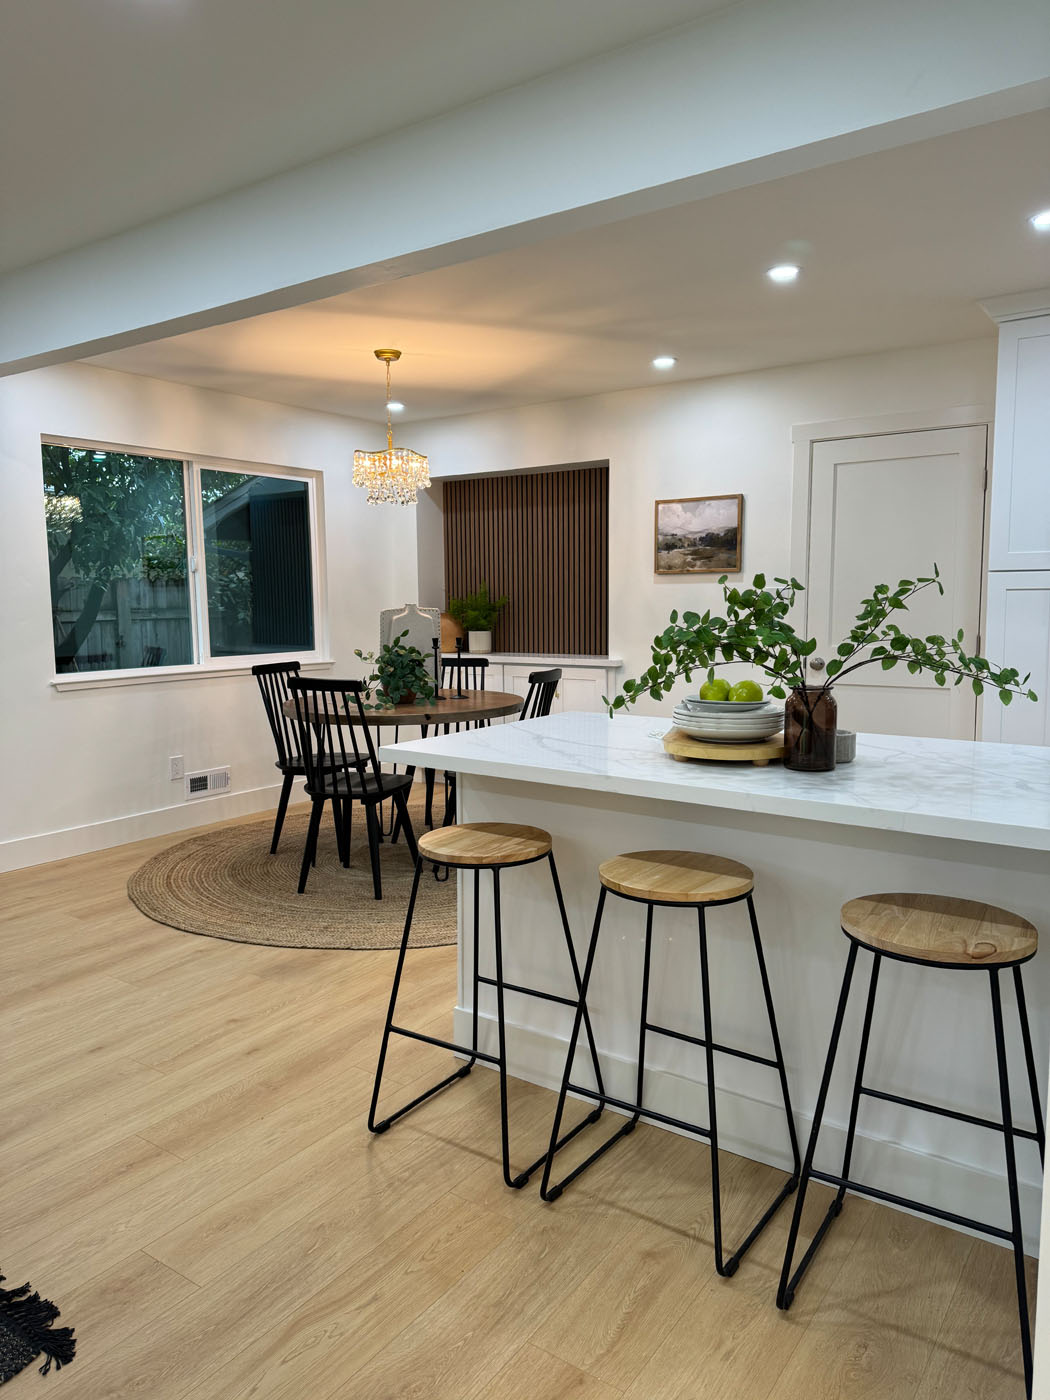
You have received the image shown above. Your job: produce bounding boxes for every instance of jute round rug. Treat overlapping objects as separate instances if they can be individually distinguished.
[127,799,455,950]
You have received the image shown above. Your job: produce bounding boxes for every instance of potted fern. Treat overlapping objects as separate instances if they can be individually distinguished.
[607,568,1035,771]
[448,583,508,655]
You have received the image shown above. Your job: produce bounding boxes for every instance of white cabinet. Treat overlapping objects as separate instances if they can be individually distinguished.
[460,654,622,714]
[988,315,1050,572]
[981,573,1050,745]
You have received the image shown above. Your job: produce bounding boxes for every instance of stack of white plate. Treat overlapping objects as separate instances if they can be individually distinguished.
[671,698,783,744]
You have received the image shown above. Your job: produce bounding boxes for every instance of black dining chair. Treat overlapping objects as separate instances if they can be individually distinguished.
[252,660,304,854]
[288,677,418,898]
[441,668,562,828]
[422,656,492,826]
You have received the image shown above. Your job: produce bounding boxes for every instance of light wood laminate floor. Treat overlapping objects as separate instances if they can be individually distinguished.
[0,811,1036,1399]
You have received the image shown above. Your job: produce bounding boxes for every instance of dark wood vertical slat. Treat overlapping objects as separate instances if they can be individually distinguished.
[442,464,608,655]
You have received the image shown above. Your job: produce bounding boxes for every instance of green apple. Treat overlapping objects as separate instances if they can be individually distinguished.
[730,679,764,702]
[699,678,731,701]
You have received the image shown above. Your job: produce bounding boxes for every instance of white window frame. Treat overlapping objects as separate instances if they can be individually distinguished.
[44,437,331,690]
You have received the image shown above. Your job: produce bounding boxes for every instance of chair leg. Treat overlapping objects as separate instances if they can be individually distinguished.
[391,789,419,863]
[270,772,294,854]
[332,797,351,868]
[297,798,324,894]
[990,969,1034,1399]
[365,803,383,900]
[778,940,859,1309]
[1013,965,1045,1168]
[368,859,476,1133]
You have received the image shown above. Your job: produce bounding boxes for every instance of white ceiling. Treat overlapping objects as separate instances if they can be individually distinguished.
[87,111,1050,422]
[0,0,725,274]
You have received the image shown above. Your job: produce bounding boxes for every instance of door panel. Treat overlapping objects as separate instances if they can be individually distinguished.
[982,573,1050,745]
[806,426,987,739]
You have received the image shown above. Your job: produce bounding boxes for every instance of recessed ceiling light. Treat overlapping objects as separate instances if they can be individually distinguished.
[651,355,676,370]
[1029,208,1050,231]
[386,399,405,412]
[766,264,800,284]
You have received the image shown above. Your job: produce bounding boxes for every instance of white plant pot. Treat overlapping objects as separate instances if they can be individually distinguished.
[468,630,492,655]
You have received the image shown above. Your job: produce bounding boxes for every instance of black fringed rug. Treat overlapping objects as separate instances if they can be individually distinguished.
[0,1275,75,1383]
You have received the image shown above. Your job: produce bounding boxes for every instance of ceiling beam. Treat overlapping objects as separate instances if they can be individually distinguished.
[2,0,1048,374]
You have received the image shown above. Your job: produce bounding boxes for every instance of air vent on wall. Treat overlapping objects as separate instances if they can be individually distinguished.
[184,767,231,801]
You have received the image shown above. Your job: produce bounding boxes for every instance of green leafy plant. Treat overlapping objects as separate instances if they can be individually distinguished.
[606,568,1036,713]
[448,582,508,633]
[354,630,437,709]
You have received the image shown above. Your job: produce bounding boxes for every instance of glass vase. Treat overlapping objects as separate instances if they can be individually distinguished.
[783,686,837,772]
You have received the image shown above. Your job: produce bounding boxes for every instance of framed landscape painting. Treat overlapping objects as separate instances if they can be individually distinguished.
[654,494,743,574]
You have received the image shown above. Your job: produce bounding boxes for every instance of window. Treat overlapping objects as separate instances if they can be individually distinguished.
[42,443,320,676]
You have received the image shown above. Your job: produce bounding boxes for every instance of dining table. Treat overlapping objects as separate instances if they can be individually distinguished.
[280,688,524,727]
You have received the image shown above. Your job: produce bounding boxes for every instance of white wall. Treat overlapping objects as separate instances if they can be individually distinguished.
[0,363,417,868]
[416,338,997,703]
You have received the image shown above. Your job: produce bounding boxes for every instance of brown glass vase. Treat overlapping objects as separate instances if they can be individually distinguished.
[783,686,837,772]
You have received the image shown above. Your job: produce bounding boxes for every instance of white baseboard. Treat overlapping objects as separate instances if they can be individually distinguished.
[0,781,307,872]
[454,1007,1043,1256]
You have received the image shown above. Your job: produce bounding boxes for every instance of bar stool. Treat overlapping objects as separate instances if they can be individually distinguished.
[539,850,802,1277]
[777,892,1044,1399]
[367,822,605,1188]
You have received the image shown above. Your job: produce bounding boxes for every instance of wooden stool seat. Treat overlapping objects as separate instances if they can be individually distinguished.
[417,822,552,868]
[599,850,754,904]
[841,892,1038,967]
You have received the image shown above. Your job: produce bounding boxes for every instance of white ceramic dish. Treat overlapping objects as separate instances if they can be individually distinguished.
[680,697,771,714]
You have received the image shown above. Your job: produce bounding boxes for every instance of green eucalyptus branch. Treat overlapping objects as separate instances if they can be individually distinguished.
[605,569,1036,715]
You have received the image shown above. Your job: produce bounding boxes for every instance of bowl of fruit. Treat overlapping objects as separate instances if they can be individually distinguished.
[673,678,782,742]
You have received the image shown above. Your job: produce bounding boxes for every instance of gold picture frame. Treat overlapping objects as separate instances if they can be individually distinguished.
[654,494,743,574]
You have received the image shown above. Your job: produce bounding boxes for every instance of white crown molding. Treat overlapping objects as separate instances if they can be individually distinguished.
[979,287,1050,323]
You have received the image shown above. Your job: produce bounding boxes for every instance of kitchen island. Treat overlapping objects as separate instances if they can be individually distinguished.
[380,714,1050,1267]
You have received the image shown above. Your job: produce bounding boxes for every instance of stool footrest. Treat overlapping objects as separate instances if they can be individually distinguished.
[389,1024,500,1067]
[858,1085,1041,1141]
[645,1020,780,1071]
[806,1167,1013,1242]
[564,1083,711,1140]
[476,974,578,1009]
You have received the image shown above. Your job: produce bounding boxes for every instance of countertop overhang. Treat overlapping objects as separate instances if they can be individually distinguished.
[379,712,1050,852]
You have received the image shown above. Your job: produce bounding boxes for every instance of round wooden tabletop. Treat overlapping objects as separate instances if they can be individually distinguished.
[281,688,523,727]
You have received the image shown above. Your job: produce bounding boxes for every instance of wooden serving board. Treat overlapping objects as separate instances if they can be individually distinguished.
[663,727,784,767]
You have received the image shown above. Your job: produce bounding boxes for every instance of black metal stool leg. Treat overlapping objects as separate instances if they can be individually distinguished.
[368,859,476,1134]
[697,905,730,1272]
[541,887,641,1201]
[491,869,530,1188]
[1013,965,1045,1168]
[778,940,860,1309]
[471,868,481,1058]
[990,969,1034,1399]
[747,894,802,1177]
[834,952,881,1207]
[548,853,607,1104]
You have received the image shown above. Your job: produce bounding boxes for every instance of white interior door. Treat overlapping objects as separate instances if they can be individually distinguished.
[805,426,987,740]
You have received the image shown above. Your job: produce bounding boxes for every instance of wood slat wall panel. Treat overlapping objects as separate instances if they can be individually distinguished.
[443,465,609,655]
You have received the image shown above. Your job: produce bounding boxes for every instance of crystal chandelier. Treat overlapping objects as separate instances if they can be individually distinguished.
[353,349,430,505]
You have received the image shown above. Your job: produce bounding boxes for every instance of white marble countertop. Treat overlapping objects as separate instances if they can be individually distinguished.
[379,712,1050,851]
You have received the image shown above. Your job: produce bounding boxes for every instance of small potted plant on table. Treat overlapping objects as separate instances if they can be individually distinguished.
[448,583,508,656]
[607,569,1035,771]
[355,630,437,708]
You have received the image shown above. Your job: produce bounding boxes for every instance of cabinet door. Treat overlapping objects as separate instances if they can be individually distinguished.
[982,573,1050,745]
[557,669,608,712]
[989,317,1050,571]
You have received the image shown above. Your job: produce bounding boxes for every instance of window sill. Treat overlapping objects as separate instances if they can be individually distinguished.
[50,658,335,692]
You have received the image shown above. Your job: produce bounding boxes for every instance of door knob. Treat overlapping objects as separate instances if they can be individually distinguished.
[809,655,826,672]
